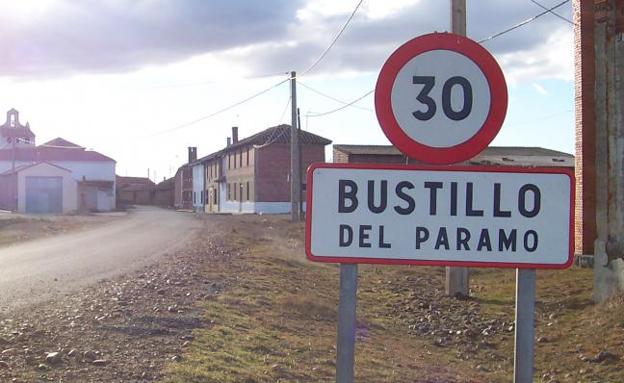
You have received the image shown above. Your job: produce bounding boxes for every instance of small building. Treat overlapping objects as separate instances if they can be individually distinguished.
[0,162,78,214]
[116,176,155,206]
[151,177,175,207]
[0,109,116,213]
[186,125,331,214]
[333,144,574,168]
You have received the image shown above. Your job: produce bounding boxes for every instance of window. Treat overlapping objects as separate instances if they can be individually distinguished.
[193,191,196,204]
[246,181,250,201]
[239,150,243,167]
[214,188,218,204]
[228,154,232,169]
[227,183,231,200]
[234,182,237,200]
[246,148,250,166]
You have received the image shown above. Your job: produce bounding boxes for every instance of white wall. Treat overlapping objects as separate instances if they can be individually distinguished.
[192,163,205,211]
[217,201,307,214]
[0,160,30,174]
[52,161,115,182]
[17,163,78,213]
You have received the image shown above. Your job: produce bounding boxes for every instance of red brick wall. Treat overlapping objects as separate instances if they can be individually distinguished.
[174,166,193,209]
[574,0,597,254]
[255,143,325,202]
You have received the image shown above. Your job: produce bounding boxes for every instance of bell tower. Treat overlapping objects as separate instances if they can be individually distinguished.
[0,108,36,149]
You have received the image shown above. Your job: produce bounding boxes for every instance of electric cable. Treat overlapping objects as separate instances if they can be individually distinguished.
[307,89,374,117]
[529,0,575,26]
[478,0,571,43]
[151,77,290,136]
[299,81,373,112]
[302,0,364,75]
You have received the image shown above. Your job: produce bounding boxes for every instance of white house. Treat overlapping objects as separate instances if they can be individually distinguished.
[0,109,116,213]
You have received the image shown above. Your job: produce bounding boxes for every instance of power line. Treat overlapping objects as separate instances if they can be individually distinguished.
[151,77,289,136]
[478,0,571,44]
[299,81,373,111]
[255,96,292,148]
[529,0,575,25]
[302,0,364,76]
[307,89,374,117]
[304,1,572,120]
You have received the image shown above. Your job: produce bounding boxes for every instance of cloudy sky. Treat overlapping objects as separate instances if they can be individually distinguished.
[0,0,574,180]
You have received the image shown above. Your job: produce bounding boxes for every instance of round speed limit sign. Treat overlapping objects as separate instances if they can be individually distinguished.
[375,33,508,164]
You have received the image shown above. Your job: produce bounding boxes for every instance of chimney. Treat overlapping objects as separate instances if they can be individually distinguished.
[232,126,239,143]
[188,147,197,163]
[227,137,231,147]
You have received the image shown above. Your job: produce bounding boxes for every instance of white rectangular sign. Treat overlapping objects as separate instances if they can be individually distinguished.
[305,163,574,269]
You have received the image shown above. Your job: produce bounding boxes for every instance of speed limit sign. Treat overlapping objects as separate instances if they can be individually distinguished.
[375,33,508,164]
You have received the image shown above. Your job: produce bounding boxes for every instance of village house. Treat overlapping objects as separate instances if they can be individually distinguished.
[116,176,155,207]
[186,125,331,214]
[0,109,116,214]
[173,147,195,210]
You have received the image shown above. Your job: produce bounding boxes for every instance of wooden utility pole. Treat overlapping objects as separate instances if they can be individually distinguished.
[290,71,301,222]
[446,0,470,298]
[593,0,624,303]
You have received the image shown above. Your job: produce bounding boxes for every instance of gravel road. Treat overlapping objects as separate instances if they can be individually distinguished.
[0,206,200,310]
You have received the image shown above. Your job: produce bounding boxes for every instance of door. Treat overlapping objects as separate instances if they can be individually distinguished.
[25,176,63,214]
[207,188,214,213]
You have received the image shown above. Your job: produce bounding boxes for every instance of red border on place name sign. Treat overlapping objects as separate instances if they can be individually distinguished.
[375,33,508,165]
[305,162,575,269]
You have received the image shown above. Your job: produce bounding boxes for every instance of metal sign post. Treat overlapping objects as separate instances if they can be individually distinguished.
[336,264,358,383]
[514,269,536,383]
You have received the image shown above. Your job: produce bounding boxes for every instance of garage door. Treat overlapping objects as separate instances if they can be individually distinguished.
[25,176,63,214]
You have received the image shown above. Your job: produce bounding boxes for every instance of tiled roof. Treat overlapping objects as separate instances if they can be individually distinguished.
[333,144,574,167]
[229,124,332,150]
[41,137,83,148]
[0,161,71,176]
[0,145,115,162]
[190,125,331,166]
[116,176,155,190]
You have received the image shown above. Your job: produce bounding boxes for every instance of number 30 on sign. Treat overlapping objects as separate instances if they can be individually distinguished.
[375,33,508,165]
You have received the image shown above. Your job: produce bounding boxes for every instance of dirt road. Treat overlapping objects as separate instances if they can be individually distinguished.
[0,206,200,310]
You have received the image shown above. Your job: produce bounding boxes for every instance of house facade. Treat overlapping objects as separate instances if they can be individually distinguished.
[173,147,195,210]
[188,125,331,214]
[0,109,116,213]
[116,176,155,206]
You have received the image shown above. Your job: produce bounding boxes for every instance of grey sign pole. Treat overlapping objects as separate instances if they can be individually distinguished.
[336,263,358,383]
[513,269,536,383]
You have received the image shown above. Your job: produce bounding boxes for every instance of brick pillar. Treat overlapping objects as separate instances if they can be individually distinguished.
[574,0,597,255]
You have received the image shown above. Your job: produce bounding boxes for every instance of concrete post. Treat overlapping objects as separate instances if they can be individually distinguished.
[446,0,470,298]
[593,0,624,302]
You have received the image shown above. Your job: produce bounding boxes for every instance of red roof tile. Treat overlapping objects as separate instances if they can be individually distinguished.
[0,146,115,162]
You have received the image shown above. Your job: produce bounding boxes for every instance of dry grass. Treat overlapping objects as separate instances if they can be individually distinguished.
[162,215,624,383]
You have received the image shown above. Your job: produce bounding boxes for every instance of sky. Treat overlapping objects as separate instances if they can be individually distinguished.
[0,0,574,181]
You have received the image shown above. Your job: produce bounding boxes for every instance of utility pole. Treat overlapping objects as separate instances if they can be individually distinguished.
[290,71,301,222]
[297,108,303,217]
[445,0,470,298]
[592,0,624,302]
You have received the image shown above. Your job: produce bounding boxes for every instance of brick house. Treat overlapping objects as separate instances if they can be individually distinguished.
[151,177,175,207]
[189,125,331,214]
[116,176,155,206]
[173,147,195,210]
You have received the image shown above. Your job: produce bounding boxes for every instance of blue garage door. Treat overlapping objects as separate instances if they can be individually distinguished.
[25,176,63,214]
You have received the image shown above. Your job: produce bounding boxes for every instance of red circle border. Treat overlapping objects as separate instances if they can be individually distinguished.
[375,32,508,165]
